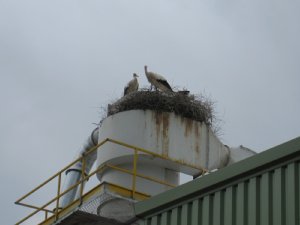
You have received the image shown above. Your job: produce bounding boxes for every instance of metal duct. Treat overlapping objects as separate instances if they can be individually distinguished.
[60,127,99,208]
[228,145,257,165]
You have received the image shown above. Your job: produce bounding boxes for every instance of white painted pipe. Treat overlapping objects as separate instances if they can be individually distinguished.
[60,127,99,208]
[228,145,257,165]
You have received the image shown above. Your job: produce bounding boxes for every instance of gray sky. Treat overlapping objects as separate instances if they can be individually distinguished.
[1,0,300,224]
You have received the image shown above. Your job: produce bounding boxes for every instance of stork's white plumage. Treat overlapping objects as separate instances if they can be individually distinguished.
[124,73,139,96]
[144,65,173,92]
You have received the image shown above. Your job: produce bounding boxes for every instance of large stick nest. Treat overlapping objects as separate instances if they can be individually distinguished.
[107,90,215,127]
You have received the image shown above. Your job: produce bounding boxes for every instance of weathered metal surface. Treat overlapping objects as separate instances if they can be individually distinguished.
[97,110,228,172]
[96,110,229,196]
[135,137,300,225]
[228,145,257,165]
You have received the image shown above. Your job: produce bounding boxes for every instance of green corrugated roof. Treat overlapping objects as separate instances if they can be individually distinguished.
[135,136,300,217]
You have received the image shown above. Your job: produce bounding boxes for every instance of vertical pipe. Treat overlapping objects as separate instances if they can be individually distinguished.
[79,157,86,204]
[59,170,82,208]
[59,127,99,208]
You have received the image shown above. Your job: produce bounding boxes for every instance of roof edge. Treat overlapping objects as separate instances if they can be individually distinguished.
[135,136,300,217]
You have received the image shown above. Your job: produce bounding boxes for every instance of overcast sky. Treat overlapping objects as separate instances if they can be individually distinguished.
[1,0,300,224]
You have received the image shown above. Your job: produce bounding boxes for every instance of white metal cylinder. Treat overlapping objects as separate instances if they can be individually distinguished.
[96,110,229,196]
[60,128,99,208]
[100,163,179,195]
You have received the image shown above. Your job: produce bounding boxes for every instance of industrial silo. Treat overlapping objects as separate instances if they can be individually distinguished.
[94,91,231,222]
[15,91,257,225]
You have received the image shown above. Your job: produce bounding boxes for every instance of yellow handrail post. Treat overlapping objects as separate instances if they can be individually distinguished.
[55,172,62,220]
[131,149,138,199]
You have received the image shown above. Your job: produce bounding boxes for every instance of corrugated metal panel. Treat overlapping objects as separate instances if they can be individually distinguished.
[140,162,300,225]
[136,137,300,225]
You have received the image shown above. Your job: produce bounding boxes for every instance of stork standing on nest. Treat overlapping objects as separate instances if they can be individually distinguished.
[144,65,173,92]
[124,73,139,96]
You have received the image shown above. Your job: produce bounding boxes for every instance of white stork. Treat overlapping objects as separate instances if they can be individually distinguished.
[124,73,139,96]
[144,65,173,92]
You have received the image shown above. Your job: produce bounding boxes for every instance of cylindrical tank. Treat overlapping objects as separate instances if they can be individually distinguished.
[96,110,228,196]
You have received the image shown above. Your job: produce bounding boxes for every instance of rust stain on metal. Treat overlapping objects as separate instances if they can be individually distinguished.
[153,112,162,145]
[194,123,200,154]
[194,122,199,137]
[184,118,193,137]
[144,112,147,129]
[162,113,170,156]
[152,112,170,156]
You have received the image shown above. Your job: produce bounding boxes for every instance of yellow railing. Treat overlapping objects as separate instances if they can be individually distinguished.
[15,138,207,225]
